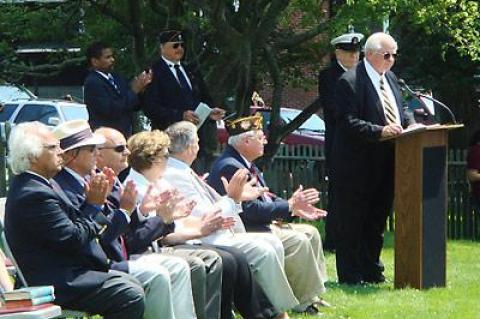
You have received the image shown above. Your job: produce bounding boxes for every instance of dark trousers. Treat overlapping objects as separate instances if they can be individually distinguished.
[334,178,393,284]
[63,270,145,319]
[212,245,277,319]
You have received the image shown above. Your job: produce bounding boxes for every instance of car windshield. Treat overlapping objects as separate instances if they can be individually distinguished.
[62,105,89,121]
[0,85,35,102]
[281,110,325,132]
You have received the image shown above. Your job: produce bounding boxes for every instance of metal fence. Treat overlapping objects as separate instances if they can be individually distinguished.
[0,136,478,241]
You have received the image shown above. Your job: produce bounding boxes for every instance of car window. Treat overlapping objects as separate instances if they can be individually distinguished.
[280,110,325,132]
[14,104,59,125]
[62,106,89,121]
[0,103,19,122]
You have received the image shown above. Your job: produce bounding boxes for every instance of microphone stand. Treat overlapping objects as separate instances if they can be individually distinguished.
[398,79,457,124]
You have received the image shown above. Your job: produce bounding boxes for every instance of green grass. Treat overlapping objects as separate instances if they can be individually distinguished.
[289,232,480,319]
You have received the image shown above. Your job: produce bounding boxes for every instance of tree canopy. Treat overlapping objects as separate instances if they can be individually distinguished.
[0,0,478,154]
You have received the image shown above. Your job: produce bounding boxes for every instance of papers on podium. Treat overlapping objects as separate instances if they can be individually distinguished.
[194,102,212,128]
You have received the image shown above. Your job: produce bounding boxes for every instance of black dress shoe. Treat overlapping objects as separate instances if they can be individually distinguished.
[304,304,320,315]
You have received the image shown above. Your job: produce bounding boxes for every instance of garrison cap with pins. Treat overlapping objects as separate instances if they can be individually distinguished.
[158,30,184,44]
[331,26,364,51]
[226,113,263,137]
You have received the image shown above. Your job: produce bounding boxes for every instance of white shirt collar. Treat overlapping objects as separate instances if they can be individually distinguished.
[239,154,252,168]
[25,170,50,185]
[364,58,383,84]
[95,70,111,80]
[337,60,348,72]
[162,56,181,67]
[167,156,191,171]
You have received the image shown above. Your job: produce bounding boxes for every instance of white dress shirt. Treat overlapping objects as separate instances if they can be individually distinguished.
[364,58,401,125]
[161,56,192,89]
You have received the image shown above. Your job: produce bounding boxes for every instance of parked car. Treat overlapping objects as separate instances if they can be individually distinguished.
[2,99,88,128]
[0,83,36,103]
[217,106,325,145]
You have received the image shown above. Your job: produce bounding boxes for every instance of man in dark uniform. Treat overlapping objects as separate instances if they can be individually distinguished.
[318,29,364,251]
[144,30,225,173]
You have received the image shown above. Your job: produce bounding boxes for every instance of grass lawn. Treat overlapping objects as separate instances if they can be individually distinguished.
[289,232,480,319]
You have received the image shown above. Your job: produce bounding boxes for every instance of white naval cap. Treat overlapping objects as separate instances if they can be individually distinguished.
[331,27,364,51]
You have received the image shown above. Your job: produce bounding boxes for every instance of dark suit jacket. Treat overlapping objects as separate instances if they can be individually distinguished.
[106,180,175,256]
[53,169,129,272]
[318,60,345,167]
[143,58,217,156]
[84,70,140,137]
[207,145,292,232]
[4,173,111,305]
[331,60,411,193]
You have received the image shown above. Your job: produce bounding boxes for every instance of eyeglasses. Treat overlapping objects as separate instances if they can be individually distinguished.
[43,143,60,151]
[375,52,398,60]
[100,144,128,153]
[79,145,98,153]
[172,42,185,49]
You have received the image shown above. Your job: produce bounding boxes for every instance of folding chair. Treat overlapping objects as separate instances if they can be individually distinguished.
[0,198,90,319]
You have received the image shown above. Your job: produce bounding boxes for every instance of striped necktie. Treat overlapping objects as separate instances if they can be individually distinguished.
[379,77,397,125]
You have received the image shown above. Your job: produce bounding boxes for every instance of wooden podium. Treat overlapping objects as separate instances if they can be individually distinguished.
[392,124,462,289]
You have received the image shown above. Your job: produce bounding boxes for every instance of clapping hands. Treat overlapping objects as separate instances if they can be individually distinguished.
[289,185,327,221]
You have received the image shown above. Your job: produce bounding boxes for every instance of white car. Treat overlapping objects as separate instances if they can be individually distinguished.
[2,100,88,128]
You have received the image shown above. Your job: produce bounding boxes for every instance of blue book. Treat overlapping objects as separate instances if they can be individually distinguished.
[4,286,54,301]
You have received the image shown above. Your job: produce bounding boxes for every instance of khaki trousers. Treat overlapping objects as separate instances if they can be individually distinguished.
[271,223,327,305]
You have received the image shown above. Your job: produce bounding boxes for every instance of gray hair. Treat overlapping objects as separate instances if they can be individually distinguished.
[8,122,49,175]
[165,121,198,154]
[227,130,258,147]
[364,32,397,53]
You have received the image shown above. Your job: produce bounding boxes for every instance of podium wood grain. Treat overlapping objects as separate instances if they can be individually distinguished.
[394,130,448,289]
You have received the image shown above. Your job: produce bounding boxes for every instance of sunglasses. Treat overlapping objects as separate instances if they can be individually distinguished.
[172,42,185,49]
[100,144,128,153]
[375,52,398,60]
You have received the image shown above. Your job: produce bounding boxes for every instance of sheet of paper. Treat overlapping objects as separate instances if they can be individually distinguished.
[194,102,212,128]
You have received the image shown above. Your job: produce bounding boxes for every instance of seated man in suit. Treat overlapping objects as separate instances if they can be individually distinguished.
[52,120,196,319]
[4,122,144,319]
[84,41,152,138]
[162,121,306,317]
[95,127,227,319]
[207,114,330,315]
[124,129,285,319]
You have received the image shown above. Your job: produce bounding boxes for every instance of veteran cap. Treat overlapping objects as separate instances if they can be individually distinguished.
[226,113,263,136]
[331,27,364,51]
[158,30,184,44]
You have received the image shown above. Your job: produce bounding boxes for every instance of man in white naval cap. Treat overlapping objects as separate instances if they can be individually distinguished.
[318,27,364,252]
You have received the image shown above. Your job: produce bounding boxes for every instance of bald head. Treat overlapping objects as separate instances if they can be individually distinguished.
[95,127,130,175]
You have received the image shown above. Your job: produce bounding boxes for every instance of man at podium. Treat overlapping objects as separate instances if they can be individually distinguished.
[331,32,415,285]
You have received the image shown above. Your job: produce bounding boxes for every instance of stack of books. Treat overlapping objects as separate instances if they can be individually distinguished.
[0,286,56,314]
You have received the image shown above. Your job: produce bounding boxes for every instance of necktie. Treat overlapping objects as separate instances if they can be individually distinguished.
[119,235,129,260]
[379,77,397,125]
[173,64,192,91]
[107,74,120,94]
[249,164,272,202]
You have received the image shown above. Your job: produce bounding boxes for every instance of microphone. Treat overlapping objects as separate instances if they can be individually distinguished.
[398,79,457,124]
